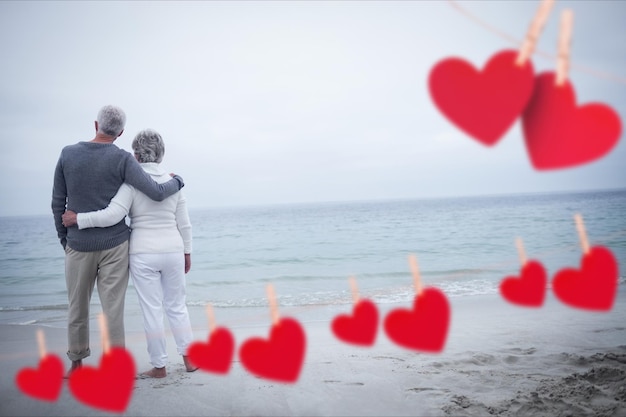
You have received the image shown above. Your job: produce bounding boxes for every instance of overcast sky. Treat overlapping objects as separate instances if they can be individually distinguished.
[1,0,624,217]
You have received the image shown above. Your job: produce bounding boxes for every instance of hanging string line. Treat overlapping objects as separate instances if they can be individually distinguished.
[447,0,626,86]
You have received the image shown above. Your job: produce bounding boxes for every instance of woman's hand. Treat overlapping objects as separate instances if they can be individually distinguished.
[184,253,191,274]
[62,210,78,227]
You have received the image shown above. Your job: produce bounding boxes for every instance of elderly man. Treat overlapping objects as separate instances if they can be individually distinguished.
[51,105,184,375]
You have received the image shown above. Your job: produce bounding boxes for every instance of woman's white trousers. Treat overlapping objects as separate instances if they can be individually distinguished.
[130,252,193,368]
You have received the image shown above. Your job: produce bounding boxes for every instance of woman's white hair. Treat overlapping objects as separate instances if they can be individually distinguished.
[132,129,165,163]
[96,105,126,137]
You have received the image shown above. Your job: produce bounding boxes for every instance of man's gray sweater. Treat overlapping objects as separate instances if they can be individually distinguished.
[52,141,184,252]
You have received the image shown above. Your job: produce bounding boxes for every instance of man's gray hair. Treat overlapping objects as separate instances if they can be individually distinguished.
[97,105,126,137]
[132,129,165,163]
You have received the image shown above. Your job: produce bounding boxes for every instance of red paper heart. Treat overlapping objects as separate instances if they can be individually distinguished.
[428,49,535,146]
[239,317,306,383]
[187,327,235,374]
[68,347,136,413]
[552,246,618,311]
[499,260,547,307]
[522,72,622,170]
[383,287,450,353]
[15,355,64,402]
[331,299,379,346]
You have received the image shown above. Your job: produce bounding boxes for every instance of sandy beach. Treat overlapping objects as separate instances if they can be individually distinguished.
[2,288,625,417]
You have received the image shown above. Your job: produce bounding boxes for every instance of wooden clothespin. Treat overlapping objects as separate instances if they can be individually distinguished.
[206,304,217,334]
[36,328,47,359]
[556,9,574,86]
[574,213,590,254]
[516,0,555,66]
[267,284,280,325]
[516,237,528,267]
[408,254,423,297]
[98,313,111,354]
[348,276,360,304]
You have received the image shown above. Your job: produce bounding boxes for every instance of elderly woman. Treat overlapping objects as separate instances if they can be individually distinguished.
[62,129,197,378]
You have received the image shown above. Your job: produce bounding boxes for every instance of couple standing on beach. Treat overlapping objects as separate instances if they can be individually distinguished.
[51,105,198,379]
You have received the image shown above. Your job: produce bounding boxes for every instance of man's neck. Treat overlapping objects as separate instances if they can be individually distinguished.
[91,133,116,144]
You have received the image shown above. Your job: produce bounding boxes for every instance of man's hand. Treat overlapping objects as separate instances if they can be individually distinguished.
[170,173,184,189]
[184,253,191,274]
[62,210,78,227]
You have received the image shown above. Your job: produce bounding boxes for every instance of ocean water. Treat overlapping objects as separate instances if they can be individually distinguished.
[1,189,625,329]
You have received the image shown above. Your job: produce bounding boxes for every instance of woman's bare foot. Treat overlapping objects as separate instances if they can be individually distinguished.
[137,367,166,379]
[183,355,198,373]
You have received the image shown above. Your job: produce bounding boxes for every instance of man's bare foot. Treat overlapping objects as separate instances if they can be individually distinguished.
[183,355,198,373]
[63,360,82,379]
[137,367,166,379]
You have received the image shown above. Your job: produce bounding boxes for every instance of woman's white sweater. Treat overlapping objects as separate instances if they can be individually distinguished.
[77,163,192,255]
